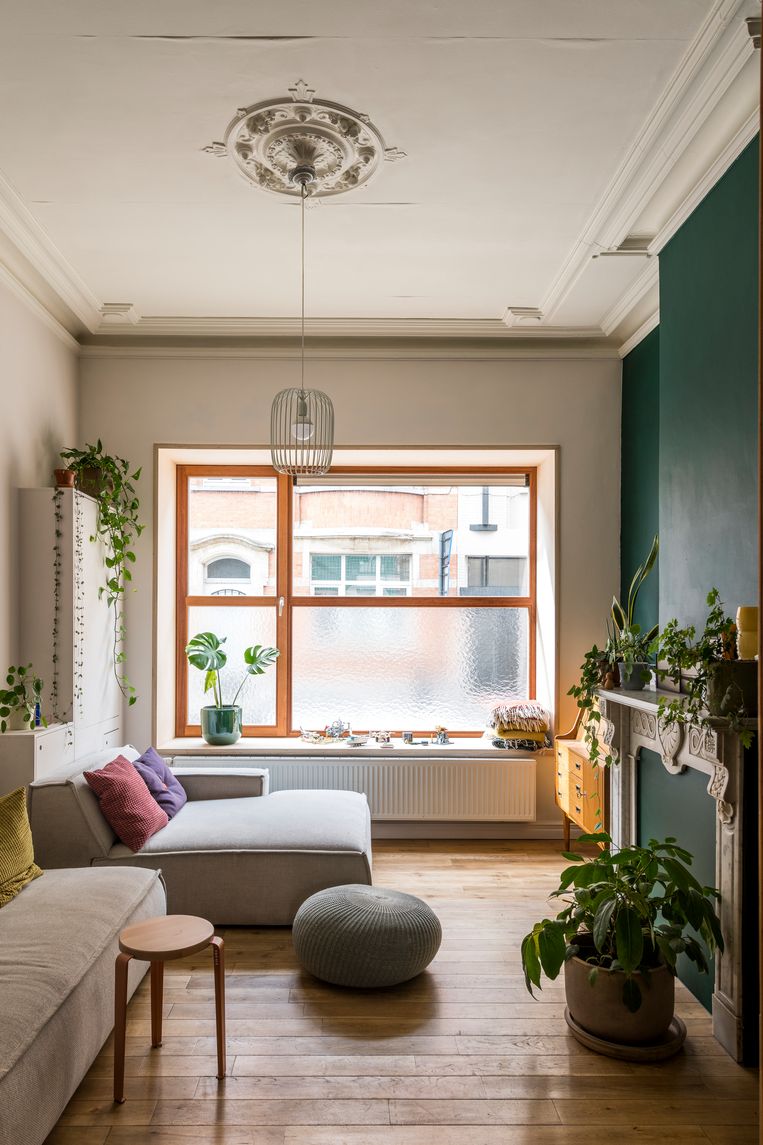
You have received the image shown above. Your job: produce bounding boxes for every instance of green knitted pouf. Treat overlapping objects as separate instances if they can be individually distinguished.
[292,884,442,988]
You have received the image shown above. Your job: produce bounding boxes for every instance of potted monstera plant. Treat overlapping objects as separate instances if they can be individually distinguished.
[521,832,722,1054]
[185,632,279,745]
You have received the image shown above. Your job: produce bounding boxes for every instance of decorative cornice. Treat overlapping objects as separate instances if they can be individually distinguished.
[88,314,609,340]
[601,258,659,337]
[649,107,759,254]
[78,342,621,361]
[541,0,754,325]
[0,259,79,351]
[617,310,660,359]
[0,169,101,332]
[99,302,140,327]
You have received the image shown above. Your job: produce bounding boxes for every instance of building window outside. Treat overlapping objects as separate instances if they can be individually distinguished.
[177,468,535,736]
[309,553,412,597]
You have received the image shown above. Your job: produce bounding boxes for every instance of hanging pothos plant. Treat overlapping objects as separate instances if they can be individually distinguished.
[59,440,144,706]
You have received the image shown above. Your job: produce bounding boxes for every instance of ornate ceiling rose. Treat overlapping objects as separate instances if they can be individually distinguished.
[203,79,405,199]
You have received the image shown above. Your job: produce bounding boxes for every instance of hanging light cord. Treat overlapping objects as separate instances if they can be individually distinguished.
[300,181,306,396]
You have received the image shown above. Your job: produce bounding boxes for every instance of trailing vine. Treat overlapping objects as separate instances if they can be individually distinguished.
[59,441,143,706]
[73,491,85,720]
[51,487,64,723]
[567,645,617,768]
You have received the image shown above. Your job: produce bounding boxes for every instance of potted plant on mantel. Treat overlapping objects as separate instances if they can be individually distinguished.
[610,534,659,689]
[57,440,144,706]
[653,587,756,748]
[521,831,723,1058]
[185,632,280,746]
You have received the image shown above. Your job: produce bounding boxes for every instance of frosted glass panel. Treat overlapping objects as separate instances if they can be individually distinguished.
[292,607,528,731]
[187,606,277,726]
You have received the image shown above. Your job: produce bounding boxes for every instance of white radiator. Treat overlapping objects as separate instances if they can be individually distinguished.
[172,755,536,821]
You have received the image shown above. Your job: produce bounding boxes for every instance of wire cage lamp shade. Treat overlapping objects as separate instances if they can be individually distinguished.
[270,387,334,475]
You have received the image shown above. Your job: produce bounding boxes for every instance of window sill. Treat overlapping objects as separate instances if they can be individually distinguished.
[158,736,551,760]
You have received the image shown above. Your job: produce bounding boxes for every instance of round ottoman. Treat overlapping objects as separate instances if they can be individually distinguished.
[292,884,442,988]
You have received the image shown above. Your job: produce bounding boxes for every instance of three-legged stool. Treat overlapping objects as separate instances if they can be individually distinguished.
[114,914,225,1103]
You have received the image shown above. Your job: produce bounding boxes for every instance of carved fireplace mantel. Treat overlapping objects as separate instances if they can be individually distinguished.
[597,687,754,1062]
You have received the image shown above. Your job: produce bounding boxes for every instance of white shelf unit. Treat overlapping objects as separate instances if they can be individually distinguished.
[12,487,122,770]
[0,723,75,797]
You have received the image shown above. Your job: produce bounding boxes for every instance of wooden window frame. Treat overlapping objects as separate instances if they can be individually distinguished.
[176,464,537,738]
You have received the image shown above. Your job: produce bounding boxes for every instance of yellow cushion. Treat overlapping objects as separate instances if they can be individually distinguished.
[495,726,547,742]
[0,786,43,907]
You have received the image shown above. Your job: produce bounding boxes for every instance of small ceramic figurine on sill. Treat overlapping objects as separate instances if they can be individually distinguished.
[432,726,451,745]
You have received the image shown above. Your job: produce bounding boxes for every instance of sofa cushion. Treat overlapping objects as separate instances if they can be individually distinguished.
[84,756,168,852]
[108,789,371,856]
[0,866,163,1085]
[133,747,187,819]
[0,787,43,908]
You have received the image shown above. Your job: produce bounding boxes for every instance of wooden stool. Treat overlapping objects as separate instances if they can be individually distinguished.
[114,914,225,1103]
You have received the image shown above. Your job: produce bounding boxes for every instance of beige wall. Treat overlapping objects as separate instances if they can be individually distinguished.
[79,349,622,761]
[0,280,77,672]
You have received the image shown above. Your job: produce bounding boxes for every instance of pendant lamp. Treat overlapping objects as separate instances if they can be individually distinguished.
[270,165,334,475]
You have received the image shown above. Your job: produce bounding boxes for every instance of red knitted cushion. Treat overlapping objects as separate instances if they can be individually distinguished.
[84,755,168,852]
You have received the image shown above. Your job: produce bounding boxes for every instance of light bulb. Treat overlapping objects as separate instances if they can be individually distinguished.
[291,419,315,442]
[291,394,315,441]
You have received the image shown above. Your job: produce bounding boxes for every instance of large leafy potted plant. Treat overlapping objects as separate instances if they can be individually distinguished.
[185,632,279,745]
[521,832,723,1052]
[653,588,755,748]
[58,440,143,706]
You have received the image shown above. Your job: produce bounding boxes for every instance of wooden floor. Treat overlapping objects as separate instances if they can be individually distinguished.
[46,841,757,1145]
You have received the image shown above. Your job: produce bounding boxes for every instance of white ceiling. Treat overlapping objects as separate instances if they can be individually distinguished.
[0,0,759,343]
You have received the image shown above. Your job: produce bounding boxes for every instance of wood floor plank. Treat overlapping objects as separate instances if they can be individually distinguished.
[42,841,754,1144]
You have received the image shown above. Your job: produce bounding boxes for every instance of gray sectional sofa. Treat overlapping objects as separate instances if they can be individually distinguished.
[28,745,373,924]
[0,865,165,1145]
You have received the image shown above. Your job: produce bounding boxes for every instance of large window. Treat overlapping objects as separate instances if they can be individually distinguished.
[176,467,536,736]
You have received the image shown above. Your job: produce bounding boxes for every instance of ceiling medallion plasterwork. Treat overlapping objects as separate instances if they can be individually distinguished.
[203,79,405,199]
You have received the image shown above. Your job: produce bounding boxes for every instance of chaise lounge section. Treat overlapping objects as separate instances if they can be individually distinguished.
[0,865,165,1145]
[28,745,373,924]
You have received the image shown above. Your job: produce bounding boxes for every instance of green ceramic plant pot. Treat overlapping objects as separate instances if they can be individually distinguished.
[200,705,242,746]
[617,661,651,691]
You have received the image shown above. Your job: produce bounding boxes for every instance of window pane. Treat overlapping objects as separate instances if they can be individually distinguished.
[464,555,528,597]
[313,586,339,596]
[292,607,528,730]
[188,476,277,596]
[207,557,251,580]
[380,554,411,580]
[345,585,376,596]
[293,483,529,597]
[383,588,407,597]
[311,554,341,581]
[345,555,376,580]
[186,606,277,727]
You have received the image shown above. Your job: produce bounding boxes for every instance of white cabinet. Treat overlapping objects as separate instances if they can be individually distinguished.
[0,723,75,797]
[16,488,122,751]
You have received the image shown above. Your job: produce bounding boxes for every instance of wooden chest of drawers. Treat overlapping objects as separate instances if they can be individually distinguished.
[554,728,607,850]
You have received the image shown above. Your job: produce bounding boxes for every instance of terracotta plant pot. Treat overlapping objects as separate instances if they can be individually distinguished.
[564,951,675,1044]
[200,705,242,746]
[54,468,76,489]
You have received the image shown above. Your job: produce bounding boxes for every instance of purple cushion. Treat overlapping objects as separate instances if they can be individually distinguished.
[132,747,187,819]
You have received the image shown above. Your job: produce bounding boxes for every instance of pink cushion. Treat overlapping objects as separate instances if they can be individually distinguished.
[84,755,168,853]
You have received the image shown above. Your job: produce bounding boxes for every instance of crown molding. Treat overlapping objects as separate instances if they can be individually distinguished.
[0,170,101,332]
[88,314,609,340]
[79,341,620,361]
[617,310,660,359]
[0,259,79,351]
[649,106,759,254]
[600,259,659,337]
[541,0,754,325]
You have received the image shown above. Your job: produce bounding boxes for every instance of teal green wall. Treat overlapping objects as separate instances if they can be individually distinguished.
[622,137,759,1018]
[658,138,759,630]
[621,326,659,635]
[636,748,716,1010]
